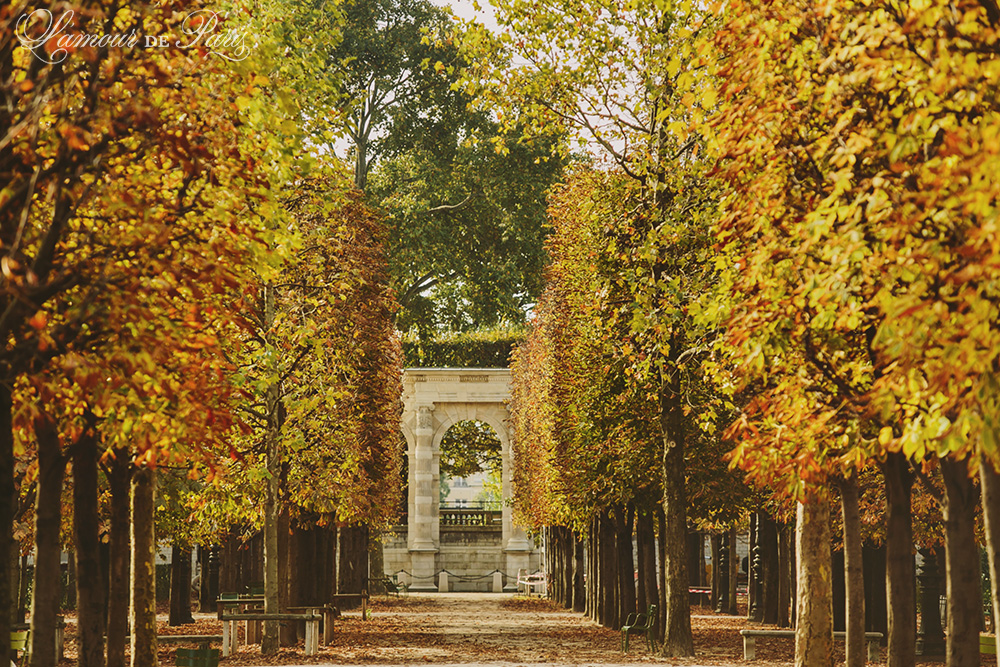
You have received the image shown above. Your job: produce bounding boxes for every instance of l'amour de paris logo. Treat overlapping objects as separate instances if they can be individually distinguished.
[15,8,252,64]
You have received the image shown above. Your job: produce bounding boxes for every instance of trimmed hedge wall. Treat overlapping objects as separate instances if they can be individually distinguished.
[403,328,526,368]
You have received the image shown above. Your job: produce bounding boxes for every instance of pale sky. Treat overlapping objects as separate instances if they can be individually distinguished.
[432,0,500,31]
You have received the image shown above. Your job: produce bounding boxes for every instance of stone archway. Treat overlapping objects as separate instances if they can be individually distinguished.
[395,368,535,591]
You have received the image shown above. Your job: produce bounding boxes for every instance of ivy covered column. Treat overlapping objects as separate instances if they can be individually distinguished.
[408,405,439,591]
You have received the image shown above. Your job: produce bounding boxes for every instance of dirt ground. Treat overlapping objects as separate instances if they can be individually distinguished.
[53,592,996,666]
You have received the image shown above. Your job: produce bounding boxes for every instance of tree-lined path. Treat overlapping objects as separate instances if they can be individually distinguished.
[54,594,980,667]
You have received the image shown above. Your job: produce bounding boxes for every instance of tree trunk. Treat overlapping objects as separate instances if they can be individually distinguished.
[565,527,575,610]
[616,506,636,623]
[794,496,833,667]
[168,544,194,626]
[840,473,865,667]
[659,370,693,656]
[750,512,763,622]
[980,453,1000,641]
[940,456,981,667]
[586,517,594,621]
[656,506,668,642]
[29,416,66,667]
[107,448,132,667]
[570,532,583,612]
[67,550,76,610]
[279,507,294,647]
[0,386,14,667]
[338,524,370,605]
[638,512,656,615]
[715,531,730,614]
[74,428,107,667]
[917,546,945,657]
[598,510,617,628]
[710,533,721,610]
[760,513,779,624]
[728,527,739,616]
[130,465,157,667]
[18,554,29,622]
[262,282,283,656]
[262,434,280,654]
[778,523,793,627]
[883,451,916,667]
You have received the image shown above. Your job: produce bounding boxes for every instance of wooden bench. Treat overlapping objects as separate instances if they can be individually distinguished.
[220,613,321,657]
[328,592,369,621]
[175,643,220,667]
[983,634,997,656]
[739,629,882,661]
[288,605,337,645]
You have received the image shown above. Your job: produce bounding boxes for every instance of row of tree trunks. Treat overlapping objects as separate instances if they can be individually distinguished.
[710,528,740,616]
[545,525,576,609]
[338,524,369,608]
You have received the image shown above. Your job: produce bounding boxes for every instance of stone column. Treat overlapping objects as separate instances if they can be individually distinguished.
[408,405,438,591]
[501,431,531,591]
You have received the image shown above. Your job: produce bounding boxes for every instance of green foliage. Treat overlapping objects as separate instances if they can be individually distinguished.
[402,328,524,368]
[440,420,501,479]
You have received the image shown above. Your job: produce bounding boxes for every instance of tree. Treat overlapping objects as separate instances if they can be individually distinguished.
[706,1,1000,665]
[467,0,723,654]
[187,175,403,655]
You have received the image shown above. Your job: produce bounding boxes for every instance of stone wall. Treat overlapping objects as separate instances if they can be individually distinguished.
[382,525,540,592]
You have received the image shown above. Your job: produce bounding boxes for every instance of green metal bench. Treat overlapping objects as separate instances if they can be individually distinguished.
[621,604,657,653]
[176,643,220,667]
[982,634,997,656]
[11,629,28,663]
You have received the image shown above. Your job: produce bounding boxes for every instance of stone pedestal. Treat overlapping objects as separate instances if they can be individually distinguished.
[493,571,504,593]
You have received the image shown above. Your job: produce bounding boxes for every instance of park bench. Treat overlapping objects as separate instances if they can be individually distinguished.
[288,604,337,644]
[516,569,546,596]
[10,629,27,663]
[621,604,657,653]
[370,574,408,597]
[982,634,997,655]
[220,612,322,657]
[12,619,65,661]
[329,592,370,620]
[739,628,883,661]
[175,643,220,667]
